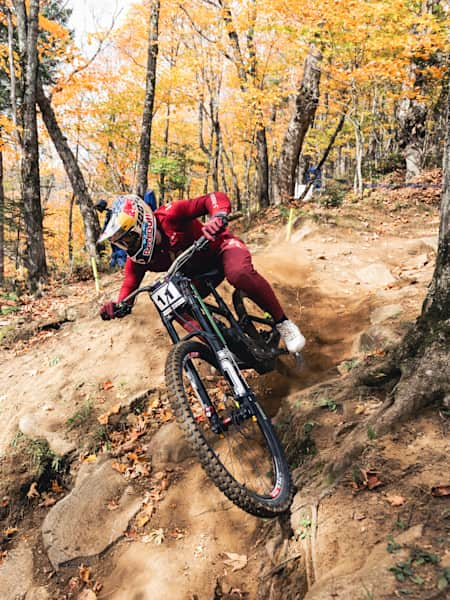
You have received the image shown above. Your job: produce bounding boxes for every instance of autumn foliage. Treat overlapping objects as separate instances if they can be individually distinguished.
[0,0,448,283]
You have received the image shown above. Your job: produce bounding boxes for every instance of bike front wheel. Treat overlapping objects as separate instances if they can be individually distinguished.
[164,340,294,518]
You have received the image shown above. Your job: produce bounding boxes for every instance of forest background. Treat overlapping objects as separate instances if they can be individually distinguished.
[0,0,448,293]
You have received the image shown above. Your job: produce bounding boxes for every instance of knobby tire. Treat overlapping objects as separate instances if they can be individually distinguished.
[165,340,294,518]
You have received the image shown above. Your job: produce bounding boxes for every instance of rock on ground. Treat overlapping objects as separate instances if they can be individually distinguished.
[42,456,142,568]
[0,540,49,599]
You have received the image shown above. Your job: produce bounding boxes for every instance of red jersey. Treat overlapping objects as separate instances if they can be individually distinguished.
[118,192,231,302]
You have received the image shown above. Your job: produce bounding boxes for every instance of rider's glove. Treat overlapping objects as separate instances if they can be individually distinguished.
[100,301,131,320]
[202,212,228,241]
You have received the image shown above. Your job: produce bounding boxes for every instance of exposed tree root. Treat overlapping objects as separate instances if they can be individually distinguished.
[326,338,449,482]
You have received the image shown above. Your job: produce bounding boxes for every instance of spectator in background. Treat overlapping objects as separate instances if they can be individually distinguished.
[94,199,127,269]
[305,165,323,191]
[143,189,157,210]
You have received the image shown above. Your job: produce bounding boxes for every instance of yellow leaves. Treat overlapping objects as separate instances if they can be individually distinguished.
[97,403,121,425]
[135,512,151,528]
[83,454,97,464]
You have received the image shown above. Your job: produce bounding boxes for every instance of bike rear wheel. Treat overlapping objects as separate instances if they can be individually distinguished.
[232,290,280,349]
[165,340,294,518]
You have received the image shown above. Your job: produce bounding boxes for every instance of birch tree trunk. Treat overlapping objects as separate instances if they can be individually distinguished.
[274,44,322,204]
[15,0,47,292]
[136,0,160,199]
[0,148,4,286]
[217,0,270,208]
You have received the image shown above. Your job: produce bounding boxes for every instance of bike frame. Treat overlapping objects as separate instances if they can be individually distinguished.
[121,237,284,430]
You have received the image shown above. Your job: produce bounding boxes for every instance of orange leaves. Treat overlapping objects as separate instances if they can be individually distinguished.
[386,494,406,507]
[431,485,450,498]
[97,403,121,425]
[351,467,383,492]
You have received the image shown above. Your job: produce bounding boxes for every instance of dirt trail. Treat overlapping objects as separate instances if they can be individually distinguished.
[0,200,443,599]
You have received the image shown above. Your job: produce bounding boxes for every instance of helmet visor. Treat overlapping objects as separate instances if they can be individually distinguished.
[113,229,141,255]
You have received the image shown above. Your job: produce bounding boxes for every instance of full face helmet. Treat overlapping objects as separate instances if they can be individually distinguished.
[97,195,157,264]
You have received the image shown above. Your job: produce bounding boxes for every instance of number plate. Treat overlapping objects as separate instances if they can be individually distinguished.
[150,281,185,315]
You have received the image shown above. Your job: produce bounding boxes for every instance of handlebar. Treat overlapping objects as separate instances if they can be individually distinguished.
[120,211,243,305]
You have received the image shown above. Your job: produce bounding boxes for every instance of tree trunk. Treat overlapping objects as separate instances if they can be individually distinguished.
[223,146,242,211]
[274,44,322,204]
[16,0,48,292]
[256,127,270,208]
[353,121,364,197]
[397,94,427,181]
[6,7,22,148]
[136,0,160,199]
[0,148,4,286]
[159,102,171,204]
[218,0,270,208]
[36,80,100,257]
[68,193,75,269]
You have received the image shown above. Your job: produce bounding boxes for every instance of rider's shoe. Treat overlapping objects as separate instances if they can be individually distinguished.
[276,319,306,353]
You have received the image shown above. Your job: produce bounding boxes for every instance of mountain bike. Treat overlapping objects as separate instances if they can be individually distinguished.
[121,218,295,518]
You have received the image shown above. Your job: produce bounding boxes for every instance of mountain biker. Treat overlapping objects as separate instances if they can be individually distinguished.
[98,192,305,353]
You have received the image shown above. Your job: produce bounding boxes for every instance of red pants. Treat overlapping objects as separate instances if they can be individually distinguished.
[217,237,284,321]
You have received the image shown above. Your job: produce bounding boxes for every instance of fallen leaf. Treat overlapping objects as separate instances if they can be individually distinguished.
[39,493,57,507]
[223,552,248,572]
[79,564,92,583]
[110,402,121,414]
[26,482,40,499]
[366,471,383,490]
[102,380,114,391]
[83,454,97,463]
[111,461,127,474]
[142,528,165,545]
[353,512,366,521]
[4,527,18,537]
[148,398,161,410]
[386,494,406,506]
[93,581,103,593]
[51,480,64,493]
[135,512,150,528]
[97,413,109,425]
[128,462,150,478]
[431,485,450,497]
[159,408,173,423]
[169,527,186,539]
[68,576,80,592]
